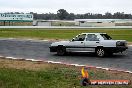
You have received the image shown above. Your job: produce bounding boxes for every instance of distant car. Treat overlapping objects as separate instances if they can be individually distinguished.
[49,33,128,57]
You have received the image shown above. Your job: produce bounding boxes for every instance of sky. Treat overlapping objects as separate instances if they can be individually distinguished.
[0,0,132,14]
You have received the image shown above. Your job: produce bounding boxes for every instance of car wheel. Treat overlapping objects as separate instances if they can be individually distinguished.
[57,46,66,56]
[96,48,105,57]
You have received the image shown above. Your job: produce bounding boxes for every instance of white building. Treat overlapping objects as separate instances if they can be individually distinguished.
[33,20,52,26]
[75,19,132,27]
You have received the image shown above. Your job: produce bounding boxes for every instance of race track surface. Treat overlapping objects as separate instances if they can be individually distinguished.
[0,39,132,71]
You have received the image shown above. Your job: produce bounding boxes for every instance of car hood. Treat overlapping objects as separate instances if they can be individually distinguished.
[115,40,127,42]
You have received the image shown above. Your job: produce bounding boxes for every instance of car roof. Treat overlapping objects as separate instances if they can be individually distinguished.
[81,33,107,35]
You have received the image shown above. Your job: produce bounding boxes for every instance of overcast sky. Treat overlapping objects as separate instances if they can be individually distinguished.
[0,0,132,14]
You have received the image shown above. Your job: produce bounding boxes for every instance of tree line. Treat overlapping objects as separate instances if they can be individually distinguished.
[7,9,132,20]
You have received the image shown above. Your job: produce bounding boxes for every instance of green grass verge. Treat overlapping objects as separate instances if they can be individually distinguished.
[0,59,132,88]
[1,68,131,88]
[0,28,132,41]
[0,68,79,88]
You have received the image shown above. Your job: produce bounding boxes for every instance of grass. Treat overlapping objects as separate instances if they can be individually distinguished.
[0,58,132,88]
[0,68,79,88]
[0,28,132,41]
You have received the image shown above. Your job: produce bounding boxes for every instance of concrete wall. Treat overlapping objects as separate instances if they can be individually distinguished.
[115,22,132,26]
[37,21,51,26]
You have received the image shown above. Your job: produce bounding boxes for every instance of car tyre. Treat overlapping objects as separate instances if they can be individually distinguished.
[96,48,105,57]
[57,46,66,56]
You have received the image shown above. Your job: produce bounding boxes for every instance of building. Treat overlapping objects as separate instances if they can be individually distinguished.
[75,19,132,27]
[0,13,33,26]
[33,20,75,26]
[33,20,52,26]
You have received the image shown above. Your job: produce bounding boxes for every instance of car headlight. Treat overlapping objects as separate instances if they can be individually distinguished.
[116,41,121,46]
[125,42,128,47]
[116,41,126,46]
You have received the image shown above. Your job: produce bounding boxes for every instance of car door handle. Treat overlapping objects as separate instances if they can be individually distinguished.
[81,42,83,43]
[96,42,99,43]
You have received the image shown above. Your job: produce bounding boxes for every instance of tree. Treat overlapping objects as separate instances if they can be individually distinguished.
[105,12,112,19]
[66,13,75,20]
[57,9,69,20]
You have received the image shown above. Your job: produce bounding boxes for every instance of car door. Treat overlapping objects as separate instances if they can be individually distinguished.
[66,34,86,52]
[84,34,100,52]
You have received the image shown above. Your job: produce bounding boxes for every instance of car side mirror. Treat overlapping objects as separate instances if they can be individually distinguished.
[71,38,75,41]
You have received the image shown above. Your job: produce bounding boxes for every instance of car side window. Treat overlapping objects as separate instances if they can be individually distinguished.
[86,34,99,41]
[74,34,86,41]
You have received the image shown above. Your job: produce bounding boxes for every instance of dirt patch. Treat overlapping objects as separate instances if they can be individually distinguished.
[0,58,68,71]
[128,42,132,45]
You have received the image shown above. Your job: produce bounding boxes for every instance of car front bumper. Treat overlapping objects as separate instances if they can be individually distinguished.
[105,46,128,53]
[49,46,57,52]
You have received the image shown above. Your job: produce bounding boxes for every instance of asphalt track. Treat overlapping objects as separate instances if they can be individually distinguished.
[0,39,132,71]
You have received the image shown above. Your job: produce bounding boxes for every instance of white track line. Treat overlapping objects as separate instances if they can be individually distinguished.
[75,64,86,67]
[50,62,62,64]
[129,45,132,47]
[31,59,43,62]
[101,68,109,71]
[0,55,132,74]
[6,57,15,59]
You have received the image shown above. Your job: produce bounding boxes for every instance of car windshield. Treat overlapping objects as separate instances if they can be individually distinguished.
[100,34,112,40]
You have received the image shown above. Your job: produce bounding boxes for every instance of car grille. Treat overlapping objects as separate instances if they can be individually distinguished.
[117,42,126,47]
